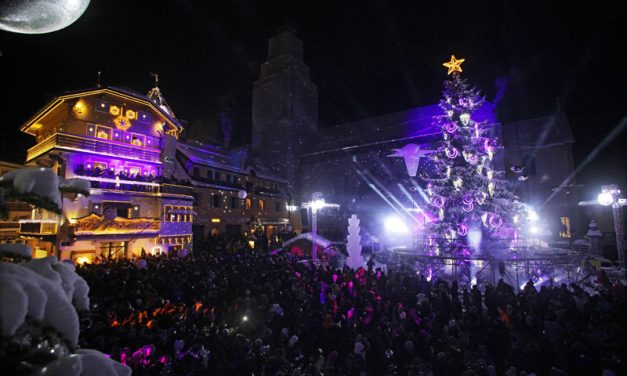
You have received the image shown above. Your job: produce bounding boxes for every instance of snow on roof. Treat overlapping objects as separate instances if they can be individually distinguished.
[20,86,183,135]
[147,85,176,118]
[177,141,237,170]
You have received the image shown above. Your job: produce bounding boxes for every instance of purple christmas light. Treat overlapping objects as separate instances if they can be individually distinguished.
[445,147,459,159]
[432,196,445,208]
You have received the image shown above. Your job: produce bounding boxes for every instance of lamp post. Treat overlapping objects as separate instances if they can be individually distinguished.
[310,192,324,260]
[580,184,627,277]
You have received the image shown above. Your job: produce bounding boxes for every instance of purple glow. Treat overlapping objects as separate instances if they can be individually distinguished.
[489,215,503,228]
[445,147,459,159]
[432,196,445,208]
[457,223,468,236]
[443,122,458,133]
[462,202,474,212]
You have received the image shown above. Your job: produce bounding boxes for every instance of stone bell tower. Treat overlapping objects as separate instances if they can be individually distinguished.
[252,27,318,201]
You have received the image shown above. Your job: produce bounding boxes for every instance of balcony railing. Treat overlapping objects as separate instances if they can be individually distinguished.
[73,214,160,236]
[75,174,192,196]
[0,221,20,231]
[27,133,162,162]
[19,220,58,235]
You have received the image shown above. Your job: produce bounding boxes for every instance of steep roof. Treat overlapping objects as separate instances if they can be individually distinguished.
[20,86,183,136]
[315,101,497,153]
[147,86,177,118]
[176,140,287,183]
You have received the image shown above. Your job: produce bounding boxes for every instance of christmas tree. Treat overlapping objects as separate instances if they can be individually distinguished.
[424,55,524,252]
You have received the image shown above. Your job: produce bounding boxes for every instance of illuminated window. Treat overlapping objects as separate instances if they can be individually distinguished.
[559,217,571,238]
[131,134,144,146]
[96,125,112,140]
[93,161,108,170]
[245,198,251,210]
[99,241,127,259]
[129,167,141,176]
[258,199,265,211]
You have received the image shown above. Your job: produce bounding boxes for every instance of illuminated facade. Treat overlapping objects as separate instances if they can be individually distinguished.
[15,82,292,260]
[0,160,32,248]
[173,140,291,239]
[19,86,194,261]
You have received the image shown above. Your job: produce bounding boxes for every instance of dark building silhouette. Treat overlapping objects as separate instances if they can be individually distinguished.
[252,28,318,199]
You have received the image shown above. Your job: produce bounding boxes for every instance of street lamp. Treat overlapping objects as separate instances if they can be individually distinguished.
[580,184,627,277]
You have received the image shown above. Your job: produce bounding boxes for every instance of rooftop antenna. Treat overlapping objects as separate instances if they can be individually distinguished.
[150,72,159,87]
[96,71,101,87]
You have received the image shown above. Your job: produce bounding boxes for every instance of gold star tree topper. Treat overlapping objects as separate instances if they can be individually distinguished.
[443,55,465,75]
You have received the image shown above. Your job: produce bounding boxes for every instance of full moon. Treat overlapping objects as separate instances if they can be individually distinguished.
[0,0,90,34]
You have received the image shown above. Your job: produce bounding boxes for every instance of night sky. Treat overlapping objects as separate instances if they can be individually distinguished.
[0,0,625,199]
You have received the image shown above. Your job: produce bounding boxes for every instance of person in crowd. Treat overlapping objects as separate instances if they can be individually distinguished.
[76,240,626,376]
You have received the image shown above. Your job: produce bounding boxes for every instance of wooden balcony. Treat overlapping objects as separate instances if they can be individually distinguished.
[73,214,160,236]
[0,221,20,232]
[27,133,162,163]
[19,220,58,235]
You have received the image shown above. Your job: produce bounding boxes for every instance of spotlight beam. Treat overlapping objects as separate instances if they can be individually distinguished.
[541,116,627,209]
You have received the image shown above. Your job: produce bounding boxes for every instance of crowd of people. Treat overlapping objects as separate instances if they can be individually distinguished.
[76,246,626,376]
[73,164,191,191]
